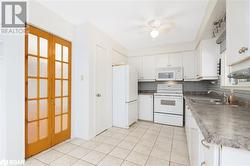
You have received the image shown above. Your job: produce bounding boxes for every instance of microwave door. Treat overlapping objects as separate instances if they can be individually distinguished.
[157,72,175,80]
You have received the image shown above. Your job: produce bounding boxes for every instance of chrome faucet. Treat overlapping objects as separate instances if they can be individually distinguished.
[208,90,229,104]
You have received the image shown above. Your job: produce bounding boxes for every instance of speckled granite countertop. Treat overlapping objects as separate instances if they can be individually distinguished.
[185,95,250,151]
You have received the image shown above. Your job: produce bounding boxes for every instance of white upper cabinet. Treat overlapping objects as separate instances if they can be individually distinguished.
[142,56,156,81]
[197,38,219,80]
[128,56,155,81]
[155,54,169,68]
[168,53,183,67]
[226,0,250,65]
[128,56,143,79]
[182,51,197,81]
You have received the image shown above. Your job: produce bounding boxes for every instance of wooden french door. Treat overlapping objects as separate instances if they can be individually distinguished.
[25,25,71,158]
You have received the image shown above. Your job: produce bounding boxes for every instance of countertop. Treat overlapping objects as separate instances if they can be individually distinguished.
[185,95,250,151]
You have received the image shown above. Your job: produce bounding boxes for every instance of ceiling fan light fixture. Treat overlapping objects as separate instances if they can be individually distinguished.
[150,29,159,38]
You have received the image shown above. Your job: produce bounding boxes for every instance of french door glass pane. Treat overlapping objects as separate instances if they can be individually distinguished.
[28,56,37,77]
[39,37,48,57]
[28,100,37,121]
[55,115,61,134]
[62,114,68,131]
[40,58,48,77]
[28,79,37,99]
[55,98,61,115]
[62,97,68,113]
[39,119,48,139]
[63,63,68,79]
[55,62,61,78]
[28,121,38,144]
[55,80,61,97]
[63,81,68,96]
[28,34,37,55]
[55,43,62,61]
[63,46,68,62]
[39,99,48,119]
[40,79,48,98]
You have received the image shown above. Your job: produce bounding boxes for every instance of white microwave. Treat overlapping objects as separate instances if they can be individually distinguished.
[156,67,183,81]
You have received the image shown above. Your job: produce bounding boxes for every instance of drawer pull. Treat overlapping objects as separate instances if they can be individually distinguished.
[201,161,206,166]
[201,139,210,149]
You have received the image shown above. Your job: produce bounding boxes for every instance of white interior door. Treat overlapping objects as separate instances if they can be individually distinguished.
[95,45,108,135]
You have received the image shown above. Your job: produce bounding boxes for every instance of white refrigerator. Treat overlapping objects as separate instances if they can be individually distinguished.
[112,65,138,128]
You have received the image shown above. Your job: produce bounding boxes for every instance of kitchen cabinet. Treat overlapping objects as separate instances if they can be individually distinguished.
[182,51,197,81]
[128,56,155,81]
[138,94,153,121]
[155,53,182,68]
[128,56,143,79]
[197,38,219,80]
[155,54,169,68]
[185,105,206,166]
[221,147,250,166]
[185,103,250,166]
[168,53,183,67]
[141,56,155,81]
[227,0,250,65]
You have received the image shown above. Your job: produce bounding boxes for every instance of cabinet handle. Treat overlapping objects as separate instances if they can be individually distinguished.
[201,161,206,166]
[201,139,210,149]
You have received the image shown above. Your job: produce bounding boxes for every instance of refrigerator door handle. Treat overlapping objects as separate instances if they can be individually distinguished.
[126,99,137,103]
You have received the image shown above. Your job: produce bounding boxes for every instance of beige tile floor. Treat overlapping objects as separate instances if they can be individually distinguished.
[25,121,190,166]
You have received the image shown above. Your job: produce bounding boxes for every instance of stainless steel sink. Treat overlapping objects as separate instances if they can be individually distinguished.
[190,98,239,107]
[190,98,224,105]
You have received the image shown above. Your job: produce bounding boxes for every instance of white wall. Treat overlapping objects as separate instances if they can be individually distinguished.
[0,40,6,160]
[0,35,25,161]
[72,22,128,140]
[27,0,75,41]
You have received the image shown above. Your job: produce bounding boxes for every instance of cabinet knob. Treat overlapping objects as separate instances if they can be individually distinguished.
[201,161,206,166]
[239,47,248,54]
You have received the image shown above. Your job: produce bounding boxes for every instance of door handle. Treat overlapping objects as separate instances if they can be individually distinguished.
[96,93,101,97]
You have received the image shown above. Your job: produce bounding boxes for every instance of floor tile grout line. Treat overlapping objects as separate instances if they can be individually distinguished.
[144,124,162,166]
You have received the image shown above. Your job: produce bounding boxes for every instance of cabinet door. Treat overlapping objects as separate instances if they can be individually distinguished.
[169,53,183,67]
[221,146,250,166]
[138,94,153,121]
[204,145,220,166]
[227,0,250,65]
[155,54,169,68]
[183,52,197,80]
[128,57,143,79]
[142,56,155,80]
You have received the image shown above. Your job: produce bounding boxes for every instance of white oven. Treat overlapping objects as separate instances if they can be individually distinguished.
[154,94,183,115]
[154,83,183,126]
[156,67,183,81]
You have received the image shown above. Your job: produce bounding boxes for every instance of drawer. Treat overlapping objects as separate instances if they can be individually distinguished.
[154,113,183,126]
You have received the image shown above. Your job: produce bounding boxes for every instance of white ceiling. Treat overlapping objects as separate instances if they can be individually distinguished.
[39,0,209,50]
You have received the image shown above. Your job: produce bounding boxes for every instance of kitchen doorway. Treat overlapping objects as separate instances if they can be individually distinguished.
[25,25,71,158]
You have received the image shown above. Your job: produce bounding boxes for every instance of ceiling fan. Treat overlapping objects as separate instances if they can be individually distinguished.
[141,19,175,38]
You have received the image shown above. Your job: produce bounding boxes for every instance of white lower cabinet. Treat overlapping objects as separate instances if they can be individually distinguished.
[138,94,153,121]
[185,103,250,166]
[221,147,250,166]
